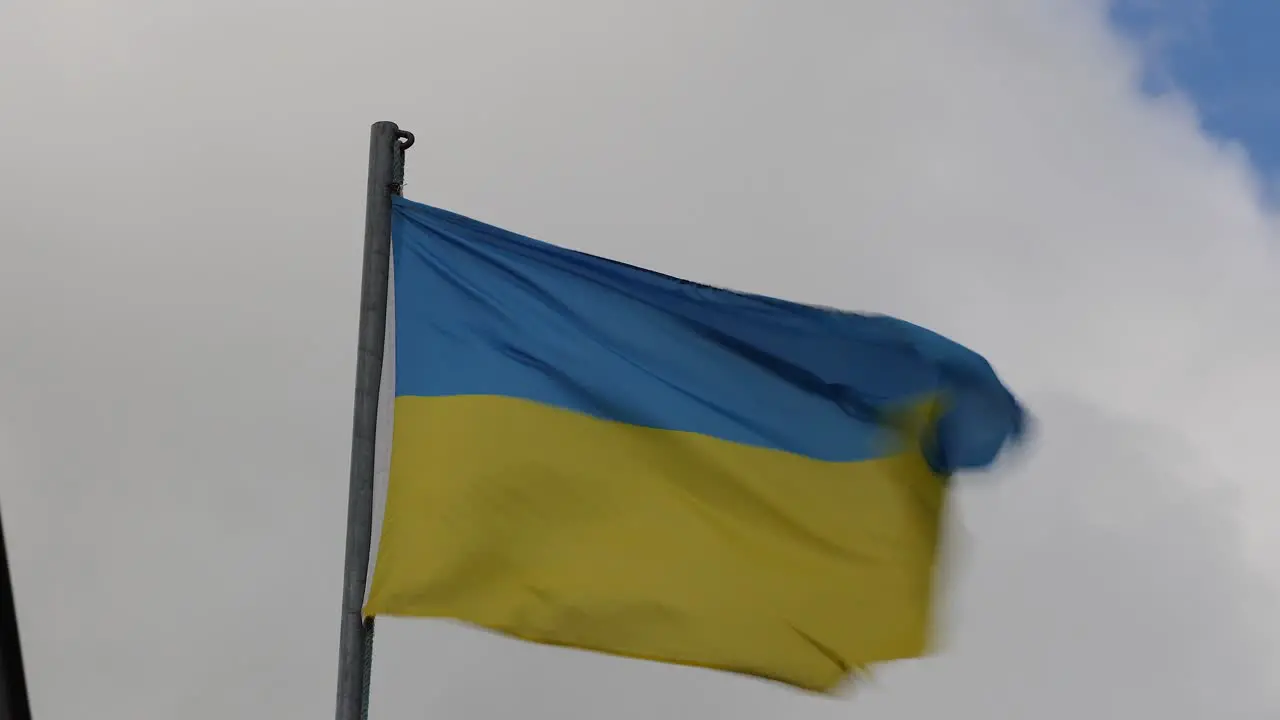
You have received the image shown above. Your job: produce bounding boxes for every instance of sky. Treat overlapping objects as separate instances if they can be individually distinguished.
[1110,0,1280,195]
[1,1,1279,718]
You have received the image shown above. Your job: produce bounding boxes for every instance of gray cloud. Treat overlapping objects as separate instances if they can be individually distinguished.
[2,0,1278,717]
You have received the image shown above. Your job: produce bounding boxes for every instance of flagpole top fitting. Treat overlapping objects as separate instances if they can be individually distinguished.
[396,130,415,151]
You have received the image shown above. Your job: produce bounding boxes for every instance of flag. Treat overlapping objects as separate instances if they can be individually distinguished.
[364,196,1025,692]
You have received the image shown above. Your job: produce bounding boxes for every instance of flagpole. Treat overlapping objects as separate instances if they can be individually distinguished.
[336,121,413,720]
[0,503,32,720]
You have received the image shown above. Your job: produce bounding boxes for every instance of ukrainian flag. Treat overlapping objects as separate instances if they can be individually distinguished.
[365,196,1025,692]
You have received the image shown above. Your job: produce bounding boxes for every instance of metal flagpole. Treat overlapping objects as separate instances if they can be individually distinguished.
[0,504,33,720]
[336,121,414,720]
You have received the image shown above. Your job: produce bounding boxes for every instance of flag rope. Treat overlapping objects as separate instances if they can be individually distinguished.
[361,618,375,720]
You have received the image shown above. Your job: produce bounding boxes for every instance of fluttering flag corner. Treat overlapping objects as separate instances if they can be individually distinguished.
[363,195,1026,692]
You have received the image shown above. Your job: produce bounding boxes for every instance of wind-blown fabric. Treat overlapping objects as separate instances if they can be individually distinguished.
[365,196,1025,691]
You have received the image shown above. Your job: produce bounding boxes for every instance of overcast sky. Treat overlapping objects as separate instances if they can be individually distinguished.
[2,1,1279,718]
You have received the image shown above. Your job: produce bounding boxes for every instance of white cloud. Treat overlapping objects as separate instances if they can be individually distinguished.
[1,0,1277,717]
